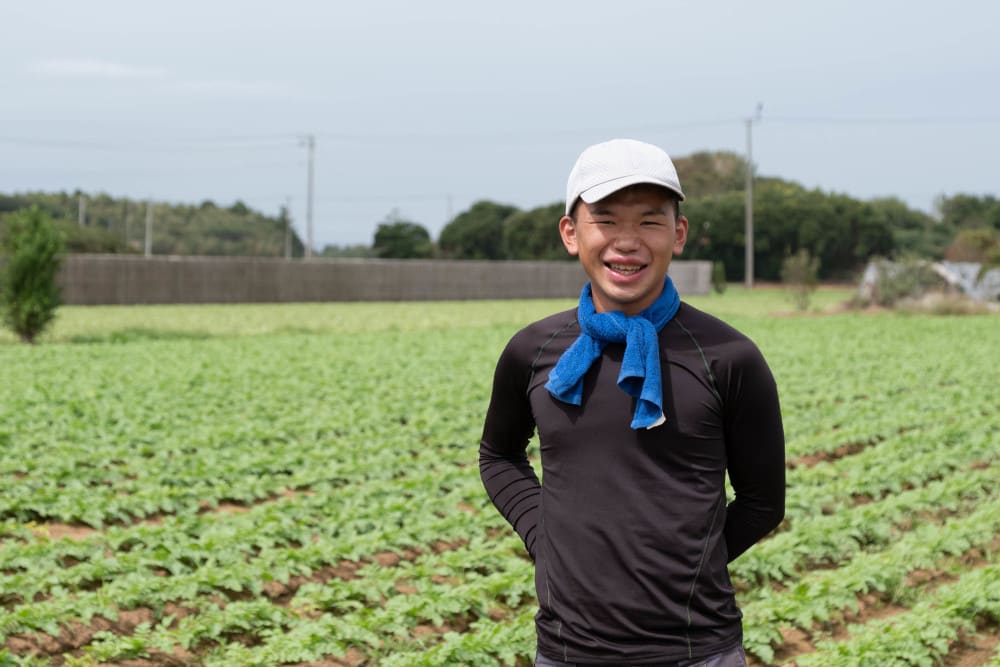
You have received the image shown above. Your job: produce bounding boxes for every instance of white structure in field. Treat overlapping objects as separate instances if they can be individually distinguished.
[858,259,1000,304]
[934,261,1000,302]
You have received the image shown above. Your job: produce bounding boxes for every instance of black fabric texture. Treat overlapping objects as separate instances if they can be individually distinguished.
[479,302,785,664]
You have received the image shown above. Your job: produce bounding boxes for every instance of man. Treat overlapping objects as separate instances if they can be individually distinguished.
[479,139,785,666]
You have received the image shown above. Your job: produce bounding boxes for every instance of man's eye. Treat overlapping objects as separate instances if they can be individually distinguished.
[641,220,664,226]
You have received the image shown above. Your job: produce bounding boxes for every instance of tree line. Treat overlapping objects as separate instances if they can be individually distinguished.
[0,193,303,258]
[3,151,998,281]
[366,152,999,280]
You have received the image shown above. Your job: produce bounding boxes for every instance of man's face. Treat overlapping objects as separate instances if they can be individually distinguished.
[559,185,688,315]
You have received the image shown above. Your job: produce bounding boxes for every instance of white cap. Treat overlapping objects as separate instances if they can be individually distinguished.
[565,138,685,215]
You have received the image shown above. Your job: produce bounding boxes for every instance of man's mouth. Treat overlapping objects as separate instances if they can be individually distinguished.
[606,262,645,276]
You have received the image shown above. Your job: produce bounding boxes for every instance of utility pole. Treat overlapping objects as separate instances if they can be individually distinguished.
[78,194,86,226]
[144,199,153,257]
[300,134,315,259]
[744,103,763,289]
[284,196,292,259]
[124,199,131,247]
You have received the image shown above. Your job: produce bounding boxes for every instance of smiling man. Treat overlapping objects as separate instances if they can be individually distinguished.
[479,139,786,666]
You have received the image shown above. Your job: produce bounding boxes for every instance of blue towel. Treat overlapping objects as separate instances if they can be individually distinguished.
[545,277,680,429]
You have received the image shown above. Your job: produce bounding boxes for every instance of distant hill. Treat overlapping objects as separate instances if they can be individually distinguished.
[0,192,304,257]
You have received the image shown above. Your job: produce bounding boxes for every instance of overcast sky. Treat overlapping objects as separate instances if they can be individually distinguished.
[2,0,999,249]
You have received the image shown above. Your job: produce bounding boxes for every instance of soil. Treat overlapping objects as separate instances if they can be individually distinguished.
[787,438,876,469]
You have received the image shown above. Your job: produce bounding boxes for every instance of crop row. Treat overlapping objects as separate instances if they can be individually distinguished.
[5,383,991,551]
[0,330,506,527]
[44,537,536,666]
[3,303,997,666]
[5,477,994,663]
[4,313,996,529]
[3,414,992,628]
[732,463,996,586]
[742,497,1000,661]
[4,434,992,618]
[794,562,999,667]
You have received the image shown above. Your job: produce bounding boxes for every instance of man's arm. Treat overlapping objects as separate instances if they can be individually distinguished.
[478,339,542,559]
[722,342,786,561]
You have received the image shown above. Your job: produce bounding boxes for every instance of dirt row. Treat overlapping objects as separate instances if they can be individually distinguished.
[12,538,997,667]
[5,516,483,666]
[749,539,1000,667]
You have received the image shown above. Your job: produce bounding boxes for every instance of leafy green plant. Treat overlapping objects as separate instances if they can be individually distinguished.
[856,256,947,307]
[1,302,997,666]
[0,206,64,343]
[780,249,820,311]
[711,261,727,294]
[795,563,999,667]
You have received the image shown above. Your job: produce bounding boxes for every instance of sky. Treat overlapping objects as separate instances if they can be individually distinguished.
[2,0,999,249]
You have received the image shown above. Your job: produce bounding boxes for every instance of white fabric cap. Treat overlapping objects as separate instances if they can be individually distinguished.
[565,138,685,215]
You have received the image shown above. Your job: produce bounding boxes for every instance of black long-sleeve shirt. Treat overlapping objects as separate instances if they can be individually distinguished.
[479,302,785,664]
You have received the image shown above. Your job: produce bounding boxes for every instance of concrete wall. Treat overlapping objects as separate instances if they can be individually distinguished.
[55,255,712,305]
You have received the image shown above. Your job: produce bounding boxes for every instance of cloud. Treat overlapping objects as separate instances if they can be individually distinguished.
[28,58,166,80]
[25,58,290,99]
[161,79,292,98]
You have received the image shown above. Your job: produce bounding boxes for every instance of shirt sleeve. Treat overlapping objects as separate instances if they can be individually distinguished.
[478,335,542,560]
[721,341,786,561]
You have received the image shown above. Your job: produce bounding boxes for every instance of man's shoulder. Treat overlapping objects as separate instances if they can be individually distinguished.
[498,308,580,372]
[503,308,579,358]
[671,302,766,363]
[673,301,749,341]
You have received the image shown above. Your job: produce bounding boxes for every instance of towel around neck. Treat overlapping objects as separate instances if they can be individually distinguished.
[544,277,680,429]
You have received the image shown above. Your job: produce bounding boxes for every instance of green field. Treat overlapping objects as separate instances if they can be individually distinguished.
[1,288,998,666]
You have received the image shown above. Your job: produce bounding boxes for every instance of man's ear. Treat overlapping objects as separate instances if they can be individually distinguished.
[559,216,580,256]
[673,215,689,256]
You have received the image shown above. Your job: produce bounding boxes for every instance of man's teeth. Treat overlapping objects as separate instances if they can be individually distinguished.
[608,263,642,274]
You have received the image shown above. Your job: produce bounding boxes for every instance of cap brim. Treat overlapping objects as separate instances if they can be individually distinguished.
[580,174,685,205]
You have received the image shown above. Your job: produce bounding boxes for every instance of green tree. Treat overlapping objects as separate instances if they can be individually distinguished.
[0,192,303,256]
[944,227,1000,265]
[438,200,518,259]
[780,249,820,311]
[320,244,376,258]
[673,151,748,198]
[373,215,434,259]
[502,203,567,260]
[0,206,64,343]
[684,180,898,281]
[679,190,746,280]
[58,220,128,253]
[936,194,1000,230]
[869,197,946,259]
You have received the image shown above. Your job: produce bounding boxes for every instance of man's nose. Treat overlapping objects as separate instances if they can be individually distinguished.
[612,225,641,251]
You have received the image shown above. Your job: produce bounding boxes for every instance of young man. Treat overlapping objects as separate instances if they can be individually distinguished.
[479,139,785,666]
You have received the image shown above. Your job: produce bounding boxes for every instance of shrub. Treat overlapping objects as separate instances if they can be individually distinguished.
[711,261,727,294]
[856,257,947,308]
[944,227,1000,266]
[0,206,64,343]
[780,249,820,311]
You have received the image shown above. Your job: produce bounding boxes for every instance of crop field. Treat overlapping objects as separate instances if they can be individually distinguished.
[1,288,997,666]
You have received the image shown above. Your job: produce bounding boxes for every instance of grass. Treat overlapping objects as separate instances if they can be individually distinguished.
[0,285,858,345]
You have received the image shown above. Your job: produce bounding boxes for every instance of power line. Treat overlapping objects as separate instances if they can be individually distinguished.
[2,114,996,153]
[313,118,740,142]
[0,135,299,152]
[764,115,1000,125]
[314,193,453,203]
